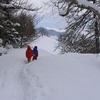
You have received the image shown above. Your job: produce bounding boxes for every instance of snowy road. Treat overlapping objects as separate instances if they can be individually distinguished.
[0,49,26,100]
[0,36,100,100]
[0,48,48,100]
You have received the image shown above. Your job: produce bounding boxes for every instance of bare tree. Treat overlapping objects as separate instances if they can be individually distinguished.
[51,0,100,53]
[37,27,49,36]
[13,12,36,48]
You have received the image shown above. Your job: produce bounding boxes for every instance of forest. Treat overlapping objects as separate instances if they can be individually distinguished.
[0,0,100,54]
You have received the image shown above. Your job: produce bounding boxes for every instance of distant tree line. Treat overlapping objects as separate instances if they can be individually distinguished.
[37,27,49,36]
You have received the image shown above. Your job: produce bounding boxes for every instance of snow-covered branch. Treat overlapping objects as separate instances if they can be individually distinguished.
[76,0,100,17]
[0,3,39,12]
[58,0,100,17]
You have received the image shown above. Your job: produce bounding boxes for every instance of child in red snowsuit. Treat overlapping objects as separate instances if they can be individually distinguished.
[26,45,33,62]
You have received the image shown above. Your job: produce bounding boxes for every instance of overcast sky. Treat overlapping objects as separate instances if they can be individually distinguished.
[28,0,67,30]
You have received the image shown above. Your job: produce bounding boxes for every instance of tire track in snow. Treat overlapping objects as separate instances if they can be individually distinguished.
[0,49,48,100]
[0,49,28,100]
[20,64,48,100]
[0,57,26,100]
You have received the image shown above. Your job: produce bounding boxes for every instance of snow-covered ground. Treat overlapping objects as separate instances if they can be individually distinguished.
[0,36,100,100]
[30,36,60,55]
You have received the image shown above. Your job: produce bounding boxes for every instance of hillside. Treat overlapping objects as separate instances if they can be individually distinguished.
[30,35,60,55]
[0,36,100,100]
[36,27,65,36]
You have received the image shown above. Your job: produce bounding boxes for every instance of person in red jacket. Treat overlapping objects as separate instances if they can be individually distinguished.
[26,45,33,62]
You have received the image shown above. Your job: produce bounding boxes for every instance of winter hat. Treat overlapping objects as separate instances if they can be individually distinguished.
[34,46,37,48]
[27,45,31,49]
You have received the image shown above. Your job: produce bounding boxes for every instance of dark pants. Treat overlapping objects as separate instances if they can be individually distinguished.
[33,56,37,60]
[27,58,31,62]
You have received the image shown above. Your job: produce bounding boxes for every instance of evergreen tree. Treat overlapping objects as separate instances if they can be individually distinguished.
[0,0,20,47]
[0,0,38,47]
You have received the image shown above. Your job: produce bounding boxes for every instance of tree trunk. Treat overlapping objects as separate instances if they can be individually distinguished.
[93,0,99,53]
[95,20,99,53]
[20,34,23,48]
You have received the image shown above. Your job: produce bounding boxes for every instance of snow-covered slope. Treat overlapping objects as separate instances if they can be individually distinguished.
[30,36,60,55]
[0,36,100,100]
[26,53,100,100]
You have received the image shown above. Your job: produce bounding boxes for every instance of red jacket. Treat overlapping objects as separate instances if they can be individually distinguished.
[26,46,33,58]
